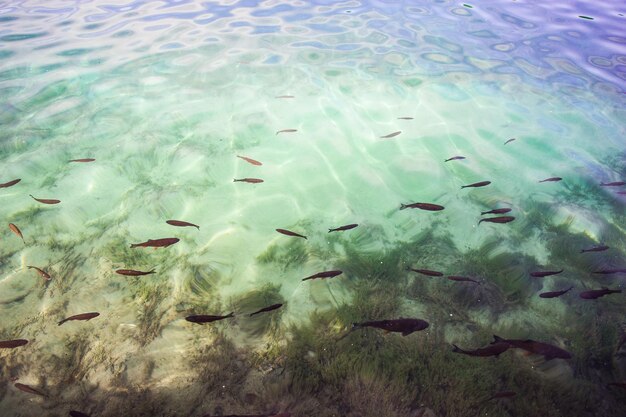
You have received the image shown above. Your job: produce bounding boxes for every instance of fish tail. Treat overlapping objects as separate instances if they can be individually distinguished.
[492,334,505,343]
[148,269,156,274]
[130,243,137,248]
[400,204,407,210]
[226,312,235,318]
[478,219,484,225]
[460,185,467,189]
[328,229,333,233]
[480,211,487,215]
[452,344,462,353]
[233,179,238,182]
[58,319,67,326]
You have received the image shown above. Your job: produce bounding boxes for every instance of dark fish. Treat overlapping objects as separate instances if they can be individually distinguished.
[233,178,264,183]
[0,339,28,349]
[0,178,21,188]
[400,202,444,211]
[492,335,571,360]
[504,138,516,145]
[302,270,343,281]
[580,245,609,253]
[410,268,443,277]
[249,303,283,317]
[445,156,466,162]
[481,208,512,215]
[68,158,95,163]
[130,238,179,248]
[276,129,297,135]
[69,411,91,417]
[15,383,47,397]
[275,95,294,99]
[478,216,515,225]
[380,131,401,138]
[236,155,263,166]
[352,318,429,336]
[448,276,480,284]
[9,223,25,243]
[27,265,51,280]
[397,117,413,120]
[452,342,510,357]
[29,194,60,204]
[186,312,234,324]
[329,223,358,232]
[166,220,200,229]
[276,228,307,239]
[593,268,626,275]
[115,269,155,276]
[461,181,491,189]
[539,177,562,183]
[539,287,573,298]
[600,181,625,186]
[579,288,621,299]
[58,312,100,326]
[530,269,564,278]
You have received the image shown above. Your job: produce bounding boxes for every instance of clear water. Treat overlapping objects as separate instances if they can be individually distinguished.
[1,1,625,416]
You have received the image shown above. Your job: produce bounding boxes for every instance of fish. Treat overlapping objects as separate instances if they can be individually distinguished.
[491,335,571,360]
[580,245,609,253]
[302,270,343,281]
[397,117,414,120]
[352,318,429,336]
[27,265,51,280]
[461,181,491,189]
[448,276,480,284]
[600,181,625,186]
[0,178,21,188]
[478,216,515,225]
[276,228,307,239]
[452,342,510,357]
[58,312,100,326]
[328,223,358,233]
[29,194,60,204]
[579,288,621,300]
[9,223,24,243]
[481,208,512,215]
[504,138,516,145]
[130,238,179,248]
[115,269,155,276]
[0,339,28,349]
[593,268,626,275]
[410,268,443,277]
[236,155,263,166]
[68,158,95,163]
[69,411,91,417]
[530,269,564,278]
[249,303,283,317]
[400,202,444,211]
[275,95,295,99]
[445,156,466,162]
[14,383,47,397]
[380,131,401,138]
[539,177,562,183]
[166,220,200,229]
[539,287,573,298]
[186,312,234,324]
[276,129,297,135]
[233,178,264,183]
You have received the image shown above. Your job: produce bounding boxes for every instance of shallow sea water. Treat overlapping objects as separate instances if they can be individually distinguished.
[1,1,625,416]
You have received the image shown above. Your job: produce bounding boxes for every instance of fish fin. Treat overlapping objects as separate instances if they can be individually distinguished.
[480,211,487,215]
[478,219,484,225]
[460,185,466,189]
[400,204,407,210]
[328,229,333,233]
[401,330,413,336]
[226,312,235,318]
[130,244,137,248]
[303,236,308,240]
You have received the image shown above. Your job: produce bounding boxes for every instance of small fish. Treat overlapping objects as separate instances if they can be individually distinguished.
[580,245,609,253]
[445,156,466,162]
[461,181,491,189]
[478,216,515,225]
[58,312,100,326]
[0,339,28,349]
[504,138,516,145]
[329,223,358,233]
[68,158,95,163]
[236,155,263,166]
[539,287,573,298]
[400,202,444,211]
[233,178,264,183]
[410,268,443,277]
[452,342,510,357]
[27,266,51,280]
[539,177,562,183]
[29,194,60,204]
[14,383,47,397]
[448,276,480,284]
[397,117,413,120]
[530,269,564,278]
[579,288,621,300]
[0,178,21,188]
[352,318,429,336]
[130,238,179,248]
[276,228,307,239]
[380,131,401,138]
[69,411,91,417]
[275,95,295,99]
[115,269,155,276]
[276,129,297,135]
[302,270,343,281]
[592,268,626,275]
[491,335,571,360]
[249,303,283,317]
[481,208,512,215]
[9,223,24,243]
[166,220,200,229]
[186,312,234,324]
[600,181,625,186]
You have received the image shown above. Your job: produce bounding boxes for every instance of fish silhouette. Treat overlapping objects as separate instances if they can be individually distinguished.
[580,245,609,253]
[400,202,444,211]
[115,269,155,276]
[352,318,429,336]
[539,177,562,183]
[9,223,24,243]
[329,223,358,232]
[410,268,443,277]
[0,339,28,349]
[15,383,47,397]
[29,194,60,204]
[276,228,307,239]
[481,208,511,215]
[0,178,21,188]
[236,155,262,166]
[130,238,179,248]
[58,312,100,326]
[233,178,264,183]
[302,270,343,281]
[504,138,516,145]
[478,216,515,225]
[68,158,95,163]
[166,220,199,229]
[380,131,401,138]
[452,342,510,357]
[445,156,466,162]
[579,288,621,299]
[186,312,234,324]
[462,181,491,189]
[530,269,563,278]
[491,335,571,360]
[276,129,297,135]
[27,266,51,280]
[249,303,283,317]
[600,181,625,186]
[539,287,572,298]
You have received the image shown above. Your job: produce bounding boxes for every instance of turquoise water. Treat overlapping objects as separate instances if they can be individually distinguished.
[1,1,625,416]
